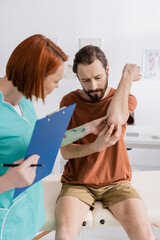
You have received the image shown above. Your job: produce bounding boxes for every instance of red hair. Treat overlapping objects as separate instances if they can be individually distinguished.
[6,34,68,100]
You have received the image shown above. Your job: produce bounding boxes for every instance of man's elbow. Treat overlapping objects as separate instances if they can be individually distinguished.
[107,113,129,126]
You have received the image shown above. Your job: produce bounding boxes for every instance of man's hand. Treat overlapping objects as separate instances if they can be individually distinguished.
[122,64,142,82]
[92,124,121,152]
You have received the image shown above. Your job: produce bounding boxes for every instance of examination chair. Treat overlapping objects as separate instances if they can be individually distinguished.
[33,171,160,240]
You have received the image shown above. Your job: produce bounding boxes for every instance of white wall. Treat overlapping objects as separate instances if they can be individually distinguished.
[0,0,160,169]
[0,0,160,123]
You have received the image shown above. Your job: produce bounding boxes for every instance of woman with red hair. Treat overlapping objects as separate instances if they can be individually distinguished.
[0,34,107,239]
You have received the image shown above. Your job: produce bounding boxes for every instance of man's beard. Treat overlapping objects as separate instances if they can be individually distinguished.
[83,75,108,102]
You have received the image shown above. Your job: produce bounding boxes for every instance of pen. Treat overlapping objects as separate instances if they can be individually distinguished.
[1,164,44,167]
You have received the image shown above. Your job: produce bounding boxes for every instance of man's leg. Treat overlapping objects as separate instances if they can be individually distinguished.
[109,198,155,240]
[55,196,90,240]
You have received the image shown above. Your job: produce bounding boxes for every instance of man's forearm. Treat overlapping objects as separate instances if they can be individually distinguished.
[107,76,132,126]
[60,142,96,159]
[107,64,141,126]
[61,124,122,159]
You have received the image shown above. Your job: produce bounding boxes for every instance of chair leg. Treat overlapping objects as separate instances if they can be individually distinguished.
[32,231,52,240]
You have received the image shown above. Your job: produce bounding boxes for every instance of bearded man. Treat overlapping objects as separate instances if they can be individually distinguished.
[55,45,155,240]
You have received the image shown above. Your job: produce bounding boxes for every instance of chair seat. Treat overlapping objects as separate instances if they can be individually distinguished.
[92,201,120,227]
[40,171,160,231]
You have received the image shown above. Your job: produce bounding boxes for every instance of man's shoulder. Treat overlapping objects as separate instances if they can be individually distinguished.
[106,87,116,99]
[63,89,79,99]
[60,89,80,107]
[109,87,116,94]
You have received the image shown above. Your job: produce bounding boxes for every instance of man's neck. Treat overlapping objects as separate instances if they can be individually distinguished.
[79,87,111,101]
[0,76,23,106]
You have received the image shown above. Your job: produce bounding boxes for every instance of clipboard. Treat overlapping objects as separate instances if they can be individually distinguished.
[13,103,76,199]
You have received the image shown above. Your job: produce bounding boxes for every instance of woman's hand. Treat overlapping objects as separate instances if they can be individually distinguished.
[0,154,40,193]
[61,115,109,147]
[86,114,109,135]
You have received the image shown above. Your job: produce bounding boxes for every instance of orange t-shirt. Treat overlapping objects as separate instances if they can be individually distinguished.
[60,88,137,188]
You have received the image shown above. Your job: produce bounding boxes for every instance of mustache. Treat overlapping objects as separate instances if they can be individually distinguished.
[88,89,103,93]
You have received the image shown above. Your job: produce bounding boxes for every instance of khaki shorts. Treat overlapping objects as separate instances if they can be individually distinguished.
[57,181,141,210]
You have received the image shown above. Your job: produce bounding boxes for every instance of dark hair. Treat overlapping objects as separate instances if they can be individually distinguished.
[73,45,108,74]
[6,34,68,100]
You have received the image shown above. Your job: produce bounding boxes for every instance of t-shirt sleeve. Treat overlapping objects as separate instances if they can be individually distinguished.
[127,94,137,124]
[60,97,66,109]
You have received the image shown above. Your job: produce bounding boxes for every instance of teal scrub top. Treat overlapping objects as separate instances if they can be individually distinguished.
[0,91,45,240]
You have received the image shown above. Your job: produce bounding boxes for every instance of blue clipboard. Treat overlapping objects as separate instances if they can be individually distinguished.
[13,103,76,199]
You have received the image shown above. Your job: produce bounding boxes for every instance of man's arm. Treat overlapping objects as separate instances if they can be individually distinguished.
[107,64,142,126]
[61,124,121,159]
